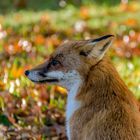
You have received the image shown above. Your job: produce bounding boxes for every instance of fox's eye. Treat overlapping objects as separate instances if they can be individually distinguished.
[79,51,88,57]
[51,60,60,66]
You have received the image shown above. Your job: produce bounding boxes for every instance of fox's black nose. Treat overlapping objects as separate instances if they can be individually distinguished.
[25,70,30,76]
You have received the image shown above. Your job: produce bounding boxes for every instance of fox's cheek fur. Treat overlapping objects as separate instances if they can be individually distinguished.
[46,70,82,90]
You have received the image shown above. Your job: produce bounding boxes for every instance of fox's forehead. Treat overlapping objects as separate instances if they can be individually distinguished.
[52,40,88,57]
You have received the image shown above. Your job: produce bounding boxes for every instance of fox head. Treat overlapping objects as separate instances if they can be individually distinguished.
[25,35,114,91]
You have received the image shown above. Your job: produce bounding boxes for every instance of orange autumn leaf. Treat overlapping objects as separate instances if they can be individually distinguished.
[123,18,137,27]
[11,66,24,78]
[16,67,24,77]
[4,43,22,55]
[0,81,5,90]
[130,32,140,41]
[46,36,61,47]
[55,86,67,95]
[35,35,45,45]
[120,3,139,12]
[132,47,140,56]
[14,42,23,53]
[80,6,90,19]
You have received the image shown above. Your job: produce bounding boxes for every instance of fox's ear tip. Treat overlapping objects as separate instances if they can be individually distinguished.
[109,34,115,38]
[109,34,115,40]
[92,34,115,43]
[104,34,115,38]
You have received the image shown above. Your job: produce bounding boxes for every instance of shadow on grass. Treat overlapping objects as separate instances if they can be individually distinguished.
[0,0,121,14]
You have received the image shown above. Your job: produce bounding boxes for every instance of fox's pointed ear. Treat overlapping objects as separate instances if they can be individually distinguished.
[80,35,114,60]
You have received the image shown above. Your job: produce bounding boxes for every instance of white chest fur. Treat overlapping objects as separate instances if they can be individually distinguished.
[46,70,82,139]
[66,81,81,140]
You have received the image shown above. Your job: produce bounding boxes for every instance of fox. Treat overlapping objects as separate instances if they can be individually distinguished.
[25,35,140,140]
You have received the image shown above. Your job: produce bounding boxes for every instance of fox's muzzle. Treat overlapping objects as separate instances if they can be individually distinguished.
[24,69,59,84]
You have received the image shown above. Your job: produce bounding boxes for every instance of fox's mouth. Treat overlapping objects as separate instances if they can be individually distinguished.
[30,78,59,83]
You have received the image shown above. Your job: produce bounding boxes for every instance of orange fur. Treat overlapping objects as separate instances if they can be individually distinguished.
[26,35,140,140]
[71,56,140,140]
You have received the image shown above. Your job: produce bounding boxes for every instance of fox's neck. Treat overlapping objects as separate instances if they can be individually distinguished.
[76,57,138,111]
[66,57,139,140]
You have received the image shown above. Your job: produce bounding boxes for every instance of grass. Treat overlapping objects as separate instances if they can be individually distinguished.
[1,3,139,93]
[112,57,140,98]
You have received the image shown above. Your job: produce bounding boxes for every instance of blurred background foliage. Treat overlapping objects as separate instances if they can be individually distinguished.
[0,0,140,139]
